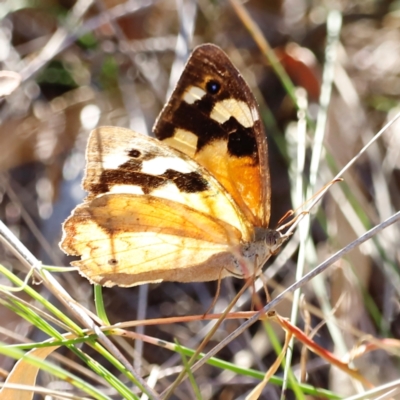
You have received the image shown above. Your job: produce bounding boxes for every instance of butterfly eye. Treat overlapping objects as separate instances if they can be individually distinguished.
[206,80,221,94]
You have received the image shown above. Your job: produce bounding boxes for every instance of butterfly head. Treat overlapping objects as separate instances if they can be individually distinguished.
[254,228,286,257]
[233,228,285,280]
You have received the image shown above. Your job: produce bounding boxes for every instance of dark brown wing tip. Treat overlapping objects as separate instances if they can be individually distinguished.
[191,43,228,58]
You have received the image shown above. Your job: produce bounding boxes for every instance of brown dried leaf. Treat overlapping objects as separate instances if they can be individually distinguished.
[0,345,59,400]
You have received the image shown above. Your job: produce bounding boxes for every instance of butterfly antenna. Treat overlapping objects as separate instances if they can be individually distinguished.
[276,178,343,233]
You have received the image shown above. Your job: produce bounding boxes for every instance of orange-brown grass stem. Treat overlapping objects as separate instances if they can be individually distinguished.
[271,312,374,388]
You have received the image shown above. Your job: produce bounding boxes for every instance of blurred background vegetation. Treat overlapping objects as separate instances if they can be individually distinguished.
[1,0,400,399]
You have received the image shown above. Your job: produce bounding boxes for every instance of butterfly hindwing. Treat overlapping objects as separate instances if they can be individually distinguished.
[154,44,270,228]
[61,194,246,287]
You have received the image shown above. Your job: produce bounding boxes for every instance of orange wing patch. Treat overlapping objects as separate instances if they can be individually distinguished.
[194,138,264,226]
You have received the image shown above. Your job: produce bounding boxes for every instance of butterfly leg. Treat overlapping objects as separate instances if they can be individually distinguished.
[202,267,225,318]
[249,254,271,311]
[259,272,272,303]
[277,210,309,231]
[202,258,250,317]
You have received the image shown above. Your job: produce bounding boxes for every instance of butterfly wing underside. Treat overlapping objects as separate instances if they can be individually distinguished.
[154,44,271,228]
[62,194,245,287]
[60,44,274,287]
[60,126,253,286]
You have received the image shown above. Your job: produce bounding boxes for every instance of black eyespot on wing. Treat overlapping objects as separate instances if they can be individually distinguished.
[108,258,118,266]
[206,80,221,95]
[128,149,141,158]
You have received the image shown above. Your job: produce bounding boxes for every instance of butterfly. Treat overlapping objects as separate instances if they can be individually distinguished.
[60,44,284,287]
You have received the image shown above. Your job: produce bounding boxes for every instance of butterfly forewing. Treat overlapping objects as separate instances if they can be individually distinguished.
[154,44,271,227]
